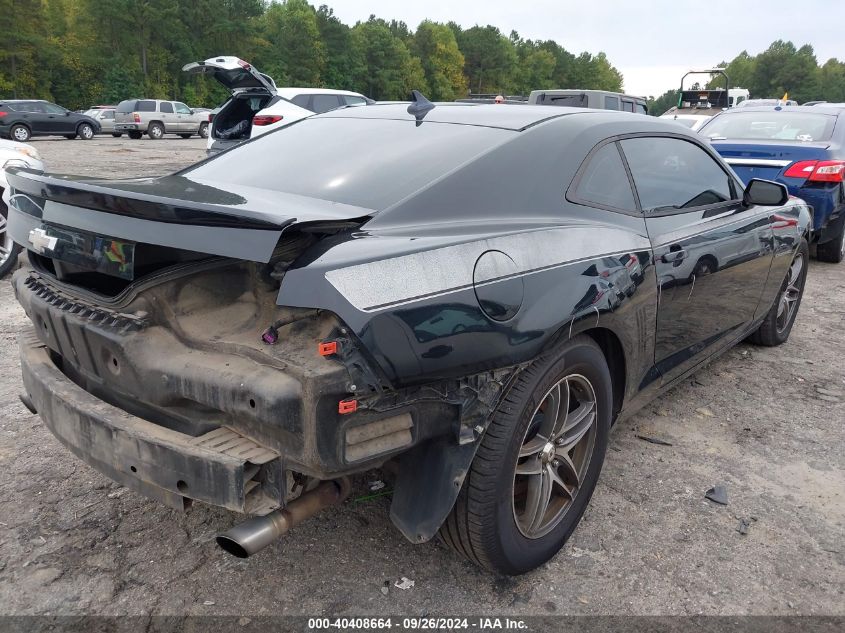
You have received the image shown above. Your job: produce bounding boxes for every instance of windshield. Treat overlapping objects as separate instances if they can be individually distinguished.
[185,117,512,211]
[702,111,835,142]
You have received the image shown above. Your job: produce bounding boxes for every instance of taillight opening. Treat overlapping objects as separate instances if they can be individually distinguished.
[784,159,845,183]
[253,114,283,126]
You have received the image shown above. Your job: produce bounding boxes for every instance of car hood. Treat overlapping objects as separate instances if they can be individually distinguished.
[182,56,277,95]
[5,168,373,262]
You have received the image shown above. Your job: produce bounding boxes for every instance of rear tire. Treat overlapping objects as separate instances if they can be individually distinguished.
[147,122,164,139]
[128,131,142,140]
[199,122,209,139]
[10,124,30,142]
[748,239,808,346]
[439,334,611,575]
[816,220,845,263]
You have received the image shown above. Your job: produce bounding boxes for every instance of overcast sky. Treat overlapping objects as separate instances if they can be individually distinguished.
[324,0,842,97]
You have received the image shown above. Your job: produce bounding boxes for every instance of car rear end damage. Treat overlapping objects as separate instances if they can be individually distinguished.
[5,156,509,552]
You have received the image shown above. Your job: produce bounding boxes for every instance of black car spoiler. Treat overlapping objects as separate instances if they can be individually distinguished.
[5,168,373,263]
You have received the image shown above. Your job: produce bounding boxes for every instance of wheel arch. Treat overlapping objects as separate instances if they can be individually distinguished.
[147,120,164,131]
[582,327,626,423]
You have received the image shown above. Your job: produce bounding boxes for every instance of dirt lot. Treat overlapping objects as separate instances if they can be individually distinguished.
[0,135,843,617]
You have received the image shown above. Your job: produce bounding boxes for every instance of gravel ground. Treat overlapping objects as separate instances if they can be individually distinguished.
[0,136,843,617]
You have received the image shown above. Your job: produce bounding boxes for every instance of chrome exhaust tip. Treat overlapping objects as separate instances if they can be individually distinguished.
[216,479,350,558]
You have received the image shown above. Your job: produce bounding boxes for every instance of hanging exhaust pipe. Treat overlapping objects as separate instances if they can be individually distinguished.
[216,478,351,558]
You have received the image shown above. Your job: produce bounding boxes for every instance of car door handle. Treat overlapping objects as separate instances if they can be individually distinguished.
[661,250,687,264]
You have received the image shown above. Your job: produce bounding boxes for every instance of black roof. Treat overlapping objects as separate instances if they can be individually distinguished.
[318,102,575,131]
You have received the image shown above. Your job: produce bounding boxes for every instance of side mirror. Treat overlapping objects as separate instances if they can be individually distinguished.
[743,178,789,206]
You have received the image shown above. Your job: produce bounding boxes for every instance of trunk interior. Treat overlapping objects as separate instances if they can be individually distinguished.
[213,93,276,141]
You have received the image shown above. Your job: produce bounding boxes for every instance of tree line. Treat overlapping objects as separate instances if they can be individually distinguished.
[0,0,623,109]
[647,40,845,115]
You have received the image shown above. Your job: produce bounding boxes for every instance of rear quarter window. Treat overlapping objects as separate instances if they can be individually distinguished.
[311,94,343,113]
[291,94,311,110]
[136,100,156,112]
[116,101,137,113]
[571,142,636,211]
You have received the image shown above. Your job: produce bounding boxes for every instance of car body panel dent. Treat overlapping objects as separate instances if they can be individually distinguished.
[279,222,658,404]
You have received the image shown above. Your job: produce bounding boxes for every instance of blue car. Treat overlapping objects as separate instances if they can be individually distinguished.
[700,106,845,262]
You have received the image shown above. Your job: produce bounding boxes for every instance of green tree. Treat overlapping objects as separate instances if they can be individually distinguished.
[456,25,518,94]
[0,0,49,98]
[259,0,325,86]
[710,51,756,91]
[316,5,363,89]
[646,89,680,116]
[411,21,467,100]
[351,19,427,99]
[750,40,820,102]
[819,58,845,102]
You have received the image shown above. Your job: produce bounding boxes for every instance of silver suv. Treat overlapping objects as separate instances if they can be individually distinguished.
[114,99,209,139]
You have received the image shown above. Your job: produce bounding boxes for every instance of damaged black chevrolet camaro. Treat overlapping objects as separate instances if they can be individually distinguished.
[6,98,811,574]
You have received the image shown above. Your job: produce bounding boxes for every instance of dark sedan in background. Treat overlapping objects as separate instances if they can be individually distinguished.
[701,105,845,263]
[0,99,101,142]
[6,101,811,574]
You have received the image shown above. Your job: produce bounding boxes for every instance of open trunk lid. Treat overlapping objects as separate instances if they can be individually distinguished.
[182,57,277,95]
[5,168,372,265]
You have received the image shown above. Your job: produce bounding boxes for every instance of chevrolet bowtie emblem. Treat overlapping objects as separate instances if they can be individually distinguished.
[28,228,58,255]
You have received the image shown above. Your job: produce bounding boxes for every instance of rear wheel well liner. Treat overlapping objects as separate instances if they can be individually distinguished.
[582,327,626,423]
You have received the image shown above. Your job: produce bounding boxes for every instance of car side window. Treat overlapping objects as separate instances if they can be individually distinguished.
[344,96,367,106]
[621,100,634,113]
[19,102,45,113]
[620,137,735,212]
[604,96,619,110]
[290,94,310,110]
[137,100,156,112]
[159,102,173,113]
[636,103,647,114]
[43,103,66,114]
[572,142,636,211]
[103,110,115,120]
[311,94,343,113]
[174,102,192,114]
